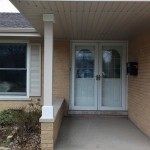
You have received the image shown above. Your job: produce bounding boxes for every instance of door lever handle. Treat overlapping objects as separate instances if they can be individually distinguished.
[96,75,99,80]
[98,75,101,80]
[96,75,101,80]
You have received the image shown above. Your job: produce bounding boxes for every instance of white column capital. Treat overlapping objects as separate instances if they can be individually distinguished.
[43,14,55,23]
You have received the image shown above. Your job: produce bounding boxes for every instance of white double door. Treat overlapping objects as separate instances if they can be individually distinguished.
[71,42,127,110]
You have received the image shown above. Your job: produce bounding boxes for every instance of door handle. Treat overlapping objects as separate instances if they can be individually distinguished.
[96,75,101,80]
[98,75,101,80]
[96,75,99,80]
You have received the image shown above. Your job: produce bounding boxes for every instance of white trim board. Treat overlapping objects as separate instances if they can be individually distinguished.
[0,28,37,33]
[26,0,150,1]
[0,33,41,37]
[71,40,128,43]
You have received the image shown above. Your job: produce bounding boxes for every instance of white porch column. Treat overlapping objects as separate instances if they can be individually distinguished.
[41,14,55,120]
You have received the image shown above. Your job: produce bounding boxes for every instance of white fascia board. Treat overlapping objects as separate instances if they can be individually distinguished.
[26,0,150,1]
[0,33,41,37]
[0,28,37,33]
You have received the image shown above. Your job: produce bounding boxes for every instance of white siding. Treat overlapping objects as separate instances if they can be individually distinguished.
[29,44,41,96]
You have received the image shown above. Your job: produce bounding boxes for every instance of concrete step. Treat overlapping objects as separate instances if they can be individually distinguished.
[67,110,128,117]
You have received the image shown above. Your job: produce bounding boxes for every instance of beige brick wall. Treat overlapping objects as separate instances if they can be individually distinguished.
[0,97,41,111]
[53,40,70,111]
[41,123,54,150]
[128,32,150,137]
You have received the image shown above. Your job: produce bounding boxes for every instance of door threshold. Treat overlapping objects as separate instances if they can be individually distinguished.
[68,110,128,116]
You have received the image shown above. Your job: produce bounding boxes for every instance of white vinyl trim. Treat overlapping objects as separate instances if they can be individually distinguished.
[71,40,128,43]
[26,0,149,1]
[27,42,30,98]
[126,41,129,110]
[0,33,41,37]
[29,43,42,97]
[0,28,37,33]
[0,28,41,37]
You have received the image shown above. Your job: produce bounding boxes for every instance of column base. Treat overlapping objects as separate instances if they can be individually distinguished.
[40,106,54,122]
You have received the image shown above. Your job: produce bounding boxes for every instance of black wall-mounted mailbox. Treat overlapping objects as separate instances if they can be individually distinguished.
[127,62,138,76]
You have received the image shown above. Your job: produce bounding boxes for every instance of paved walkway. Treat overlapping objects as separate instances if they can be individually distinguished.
[55,117,150,150]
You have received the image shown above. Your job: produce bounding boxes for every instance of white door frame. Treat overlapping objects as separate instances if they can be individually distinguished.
[70,41,127,111]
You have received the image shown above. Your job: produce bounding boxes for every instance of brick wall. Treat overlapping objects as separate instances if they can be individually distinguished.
[128,33,150,137]
[41,123,54,150]
[53,40,70,111]
[0,97,41,111]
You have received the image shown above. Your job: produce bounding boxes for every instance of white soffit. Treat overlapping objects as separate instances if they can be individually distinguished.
[10,0,150,40]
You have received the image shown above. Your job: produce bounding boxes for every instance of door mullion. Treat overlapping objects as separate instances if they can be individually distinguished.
[95,44,99,110]
[98,43,102,110]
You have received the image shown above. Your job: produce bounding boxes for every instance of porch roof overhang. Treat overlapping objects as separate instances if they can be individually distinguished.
[10,0,150,40]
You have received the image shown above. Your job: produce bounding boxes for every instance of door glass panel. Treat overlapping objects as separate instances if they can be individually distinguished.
[102,46,122,107]
[74,46,96,107]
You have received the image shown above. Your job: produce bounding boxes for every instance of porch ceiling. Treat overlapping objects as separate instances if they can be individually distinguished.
[10,0,150,40]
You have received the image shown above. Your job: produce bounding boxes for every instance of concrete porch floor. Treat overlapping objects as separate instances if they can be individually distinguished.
[55,117,150,150]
